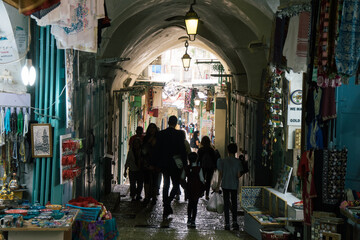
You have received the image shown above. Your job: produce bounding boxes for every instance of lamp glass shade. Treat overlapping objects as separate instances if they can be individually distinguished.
[185,18,198,35]
[21,65,29,86]
[29,66,36,86]
[182,53,191,71]
[185,6,199,36]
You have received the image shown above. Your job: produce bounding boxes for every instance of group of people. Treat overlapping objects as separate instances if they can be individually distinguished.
[124,115,244,230]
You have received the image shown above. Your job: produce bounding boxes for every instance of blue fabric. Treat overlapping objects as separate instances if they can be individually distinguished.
[4,109,11,134]
[306,121,324,150]
[335,0,360,76]
[217,157,242,190]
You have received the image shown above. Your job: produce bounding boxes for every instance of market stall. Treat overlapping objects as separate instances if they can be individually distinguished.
[0,205,79,240]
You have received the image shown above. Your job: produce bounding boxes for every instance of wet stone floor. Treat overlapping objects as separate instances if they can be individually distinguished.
[102,187,255,240]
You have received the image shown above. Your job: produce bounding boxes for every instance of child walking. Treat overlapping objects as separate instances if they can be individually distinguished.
[185,152,205,228]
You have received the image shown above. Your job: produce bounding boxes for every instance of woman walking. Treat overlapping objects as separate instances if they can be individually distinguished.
[197,136,217,200]
[142,123,159,204]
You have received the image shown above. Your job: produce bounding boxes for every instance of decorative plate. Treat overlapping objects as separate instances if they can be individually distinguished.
[5,209,28,216]
[290,90,302,105]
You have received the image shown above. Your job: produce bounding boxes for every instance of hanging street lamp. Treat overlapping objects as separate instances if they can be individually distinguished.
[182,40,191,71]
[184,1,199,41]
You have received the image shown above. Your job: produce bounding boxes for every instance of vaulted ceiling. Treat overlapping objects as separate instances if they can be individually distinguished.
[98,0,279,98]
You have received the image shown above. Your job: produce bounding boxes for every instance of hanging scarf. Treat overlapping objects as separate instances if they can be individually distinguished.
[17,111,23,136]
[23,111,29,137]
[4,109,11,134]
[335,0,360,76]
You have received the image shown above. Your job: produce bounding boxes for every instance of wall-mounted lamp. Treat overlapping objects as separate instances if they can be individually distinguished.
[182,40,191,71]
[21,54,36,86]
[184,0,199,41]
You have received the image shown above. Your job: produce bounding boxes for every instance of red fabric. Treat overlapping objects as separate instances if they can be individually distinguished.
[297,151,317,225]
[321,86,336,121]
[296,11,310,57]
[69,196,100,208]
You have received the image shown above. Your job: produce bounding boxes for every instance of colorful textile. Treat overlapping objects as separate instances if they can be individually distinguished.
[336,0,360,76]
[50,0,104,53]
[297,151,317,225]
[72,218,118,240]
[296,11,310,57]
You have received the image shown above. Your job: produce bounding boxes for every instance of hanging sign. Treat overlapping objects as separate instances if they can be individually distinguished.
[287,105,302,126]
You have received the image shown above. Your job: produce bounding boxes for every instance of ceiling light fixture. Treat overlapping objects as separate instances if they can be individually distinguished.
[184,0,199,41]
[182,40,191,71]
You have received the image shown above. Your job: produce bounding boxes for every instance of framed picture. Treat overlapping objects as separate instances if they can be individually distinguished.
[31,123,53,158]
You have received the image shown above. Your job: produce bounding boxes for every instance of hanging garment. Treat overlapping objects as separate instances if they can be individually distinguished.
[152,87,163,108]
[51,0,105,53]
[297,150,317,225]
[336,0,360,76]
[23,110,29,137]
[3,0,60,16]
[296,11,310,58]
[273,17,289,66]
[4,109,11,134]
[283,15,307,73]
[321,86,336,121]
[31,0,73,27]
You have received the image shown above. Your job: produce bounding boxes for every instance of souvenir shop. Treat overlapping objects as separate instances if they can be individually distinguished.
[0,1,117,239]
[241,1,360,239]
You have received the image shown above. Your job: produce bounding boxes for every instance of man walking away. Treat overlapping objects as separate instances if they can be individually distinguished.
[154,115,187,217]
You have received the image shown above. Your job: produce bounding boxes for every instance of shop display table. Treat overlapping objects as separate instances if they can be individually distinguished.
[240,186,303,240]
[0,209,79,240]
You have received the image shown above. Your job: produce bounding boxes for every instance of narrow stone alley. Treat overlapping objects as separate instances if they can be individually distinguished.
[102,187,254,240]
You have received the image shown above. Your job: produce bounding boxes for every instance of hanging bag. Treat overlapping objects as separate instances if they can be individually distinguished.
[206,192,218,212]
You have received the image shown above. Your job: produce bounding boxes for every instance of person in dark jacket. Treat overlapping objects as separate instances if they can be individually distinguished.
[154,115,187,217]
[197,136,217,200]
[186,152,204,228]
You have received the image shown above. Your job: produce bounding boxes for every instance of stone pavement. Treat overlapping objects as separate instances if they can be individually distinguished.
[102,187,255,240]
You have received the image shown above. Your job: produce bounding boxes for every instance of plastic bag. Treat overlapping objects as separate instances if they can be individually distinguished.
[215,193,224,214]
[206,193,218,212]
[211,170,219,190]
[206,192,224,213]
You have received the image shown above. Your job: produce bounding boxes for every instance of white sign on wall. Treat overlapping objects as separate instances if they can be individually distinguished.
[287,105,302,126]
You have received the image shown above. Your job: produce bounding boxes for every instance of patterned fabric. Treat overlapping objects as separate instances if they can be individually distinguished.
[322,149,347,205]
[51,0,104,53]
[240,187,263,209]
[72,218,118,240]
[316,0,342,86]
[336,0,360,76]
[277,1,311,18]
